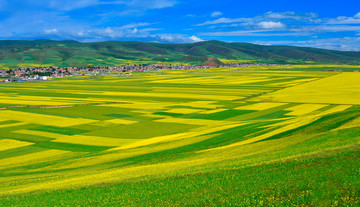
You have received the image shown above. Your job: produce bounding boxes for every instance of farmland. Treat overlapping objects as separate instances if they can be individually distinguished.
[0,66,359,206]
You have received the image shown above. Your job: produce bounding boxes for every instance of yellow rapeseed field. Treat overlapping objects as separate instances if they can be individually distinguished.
[0,68,358,199]
[235,102,287,110]
[252,73,360,104]
[0,139,33,151]
[0,111,95,127]
[166,108,204,114]
[0,150,74,170]
[14,130,138,147]
[285,104,328,116]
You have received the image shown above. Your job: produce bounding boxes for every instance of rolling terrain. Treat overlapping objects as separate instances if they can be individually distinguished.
[1,40,360,68]
[0,66,359,206]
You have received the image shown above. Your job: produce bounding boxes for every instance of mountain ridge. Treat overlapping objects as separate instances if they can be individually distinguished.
[0,39,359,67]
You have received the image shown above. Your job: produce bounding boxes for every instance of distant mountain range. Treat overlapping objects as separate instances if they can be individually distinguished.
[1,39,360,67]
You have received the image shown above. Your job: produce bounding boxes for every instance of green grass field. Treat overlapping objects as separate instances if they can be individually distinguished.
[0,67,359,206]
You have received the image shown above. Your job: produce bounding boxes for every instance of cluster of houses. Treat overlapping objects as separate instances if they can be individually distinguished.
[0,63,285,82]
[0,66,67,81]
[0,65,212,79]
[219,63,283,68]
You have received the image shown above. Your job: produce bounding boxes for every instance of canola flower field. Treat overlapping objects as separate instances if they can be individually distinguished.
[0,67,359,206]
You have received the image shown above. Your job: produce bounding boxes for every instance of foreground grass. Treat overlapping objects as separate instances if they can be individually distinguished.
[1,146,359,206]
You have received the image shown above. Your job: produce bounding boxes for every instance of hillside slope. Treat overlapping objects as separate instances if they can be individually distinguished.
[1,39,360,67]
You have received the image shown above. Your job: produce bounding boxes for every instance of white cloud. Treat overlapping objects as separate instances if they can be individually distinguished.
[211,11,223,17]
[77,31,86,36]
[292,25,360,32]
[44,28,58,34]
[265,11,295,19]
[258,21,286,29]
[156,34,178,42]
[119,22,154,29]
[197,11,360,38]
[199,30,309,37]
[102,27,116,37]
[355,12,360,19]
[326,16,360,24]
[32,26,197,43]
[196,17,249,26]
[324,12,360,24]
[264,11,317,20]
[321,25,360,32]
[153,34,202,43]
[85,26,159,39]
[0,0,177,41]
[253,37,360,51]
[197,11,317,27]
[189,35,203,42]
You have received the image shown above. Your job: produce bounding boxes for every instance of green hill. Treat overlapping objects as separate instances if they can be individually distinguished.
[1,39,360,67]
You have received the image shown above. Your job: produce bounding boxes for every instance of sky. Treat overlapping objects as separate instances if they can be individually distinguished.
[1,0,360,51]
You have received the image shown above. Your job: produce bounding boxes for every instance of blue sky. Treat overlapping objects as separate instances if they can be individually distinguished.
[1,0,360,51]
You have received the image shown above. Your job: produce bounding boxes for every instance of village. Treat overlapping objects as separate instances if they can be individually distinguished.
[0,63,281,82]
